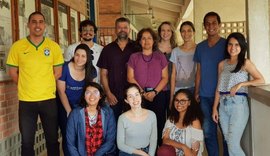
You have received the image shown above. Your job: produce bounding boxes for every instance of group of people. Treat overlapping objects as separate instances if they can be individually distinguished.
[6,10,264,156]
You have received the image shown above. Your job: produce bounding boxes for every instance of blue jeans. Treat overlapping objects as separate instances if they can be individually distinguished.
[219,95,249,156]
[200,96,229,156]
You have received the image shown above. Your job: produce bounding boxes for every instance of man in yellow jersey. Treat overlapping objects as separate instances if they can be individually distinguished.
[6,11,64,156]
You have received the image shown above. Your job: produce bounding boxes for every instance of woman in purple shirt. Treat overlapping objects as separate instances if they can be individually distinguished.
[127,28,168,146]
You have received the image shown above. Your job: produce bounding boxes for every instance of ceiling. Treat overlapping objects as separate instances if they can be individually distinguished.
[123,0,192,31]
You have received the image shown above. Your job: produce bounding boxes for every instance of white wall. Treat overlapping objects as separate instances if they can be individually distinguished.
[193,0,246,43]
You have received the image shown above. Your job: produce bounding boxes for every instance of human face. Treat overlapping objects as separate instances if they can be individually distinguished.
[174,93,190,113]
[74,49,87,67]
[180,25,194,42]
[204,16,221,37]
[125,87,142,108]
[160,24,172,41]
[140,32,154,51]
[81,25,95,41]
[28,14,46,38]
[84,86,101,107]
[116,22,130,40]
[227,37,241,58]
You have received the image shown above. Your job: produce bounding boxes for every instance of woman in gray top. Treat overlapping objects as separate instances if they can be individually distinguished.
[117,83,157,156]
[170,21,196,107]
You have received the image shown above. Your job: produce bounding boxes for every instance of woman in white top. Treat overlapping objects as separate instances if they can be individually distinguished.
[157,89,204,156]
[117,83,157,156]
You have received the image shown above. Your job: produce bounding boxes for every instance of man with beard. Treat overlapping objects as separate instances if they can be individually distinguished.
[97,17,137,120]
[64,20,103,82]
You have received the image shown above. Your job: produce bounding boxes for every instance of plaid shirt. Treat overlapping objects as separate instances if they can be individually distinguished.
[85,108,103,156]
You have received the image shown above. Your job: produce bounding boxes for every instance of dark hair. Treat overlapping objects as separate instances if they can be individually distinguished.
[79,81,106,108]
[115,17,130,27]
[203,11,221,26]
[123,83,145,112]
[136,28,158,51]
[169,89,203,127]
[225,32,247,73]
[79,20,98,33]
[28,11,45,23]
[180,21,195,32]
[70,44,96,82]
[157,21,177,48]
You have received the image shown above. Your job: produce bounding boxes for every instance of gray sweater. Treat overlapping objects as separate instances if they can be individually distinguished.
[117,110,157,156]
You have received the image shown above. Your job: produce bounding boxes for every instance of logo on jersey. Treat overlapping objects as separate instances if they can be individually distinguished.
[44,48,50,56]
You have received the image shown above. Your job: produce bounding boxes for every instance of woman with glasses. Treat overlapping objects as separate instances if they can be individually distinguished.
[117,83,157,156]
[66,82,116,156]
[157,89,204,156]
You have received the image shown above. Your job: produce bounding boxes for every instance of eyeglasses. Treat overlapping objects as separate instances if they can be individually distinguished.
[85,90,100,97]
[174,99,190,105]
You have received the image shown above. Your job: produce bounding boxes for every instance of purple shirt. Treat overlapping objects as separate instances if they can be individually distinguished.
[97,39,136,99]
[127,51,168,90]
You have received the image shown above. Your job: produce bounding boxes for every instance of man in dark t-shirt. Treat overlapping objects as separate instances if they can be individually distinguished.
[97,17,136,120]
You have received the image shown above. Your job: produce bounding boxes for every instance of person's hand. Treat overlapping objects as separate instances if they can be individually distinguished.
[230,83,242,96]
[194,92,200,103]
[191,141,200,152]
[212,108,219,123]
[137,150,149,156]
[182,145,194,156]
[106,92,118,105]
[66,109,72,117]
[144,91,156,102]
[133,149,149,156]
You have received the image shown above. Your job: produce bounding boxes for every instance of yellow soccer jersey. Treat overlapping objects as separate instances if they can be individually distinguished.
[6,37,64,101]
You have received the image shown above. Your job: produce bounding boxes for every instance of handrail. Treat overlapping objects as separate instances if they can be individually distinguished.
[248,85,270,107]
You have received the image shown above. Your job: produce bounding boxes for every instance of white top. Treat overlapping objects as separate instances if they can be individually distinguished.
[117,110,157,156]
[163,119,204,156]
[170,47,196,91]
[64,42,103,83]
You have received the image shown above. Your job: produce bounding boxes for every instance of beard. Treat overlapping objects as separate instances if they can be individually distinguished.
[117,31,128,40]
[82,37,92,42]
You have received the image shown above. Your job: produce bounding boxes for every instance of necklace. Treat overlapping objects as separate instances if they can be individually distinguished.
[141,53,153,62]
[88,111,98,126]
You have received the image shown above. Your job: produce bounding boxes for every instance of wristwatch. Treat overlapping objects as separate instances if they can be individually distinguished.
[153,89,158,95]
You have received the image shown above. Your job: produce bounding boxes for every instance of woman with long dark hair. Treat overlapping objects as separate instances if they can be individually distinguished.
[212,32,264,156]
[66,82,116,156]
[157,89,204,156]
[56,43,96,155]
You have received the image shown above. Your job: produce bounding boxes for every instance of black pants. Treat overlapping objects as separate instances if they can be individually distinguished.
[144,91,167,146]
[57,100,70,156]
[19,99,60,156]
[110,98,125,122]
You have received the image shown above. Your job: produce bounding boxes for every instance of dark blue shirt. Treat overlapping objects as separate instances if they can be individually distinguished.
[59,62,97,108]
